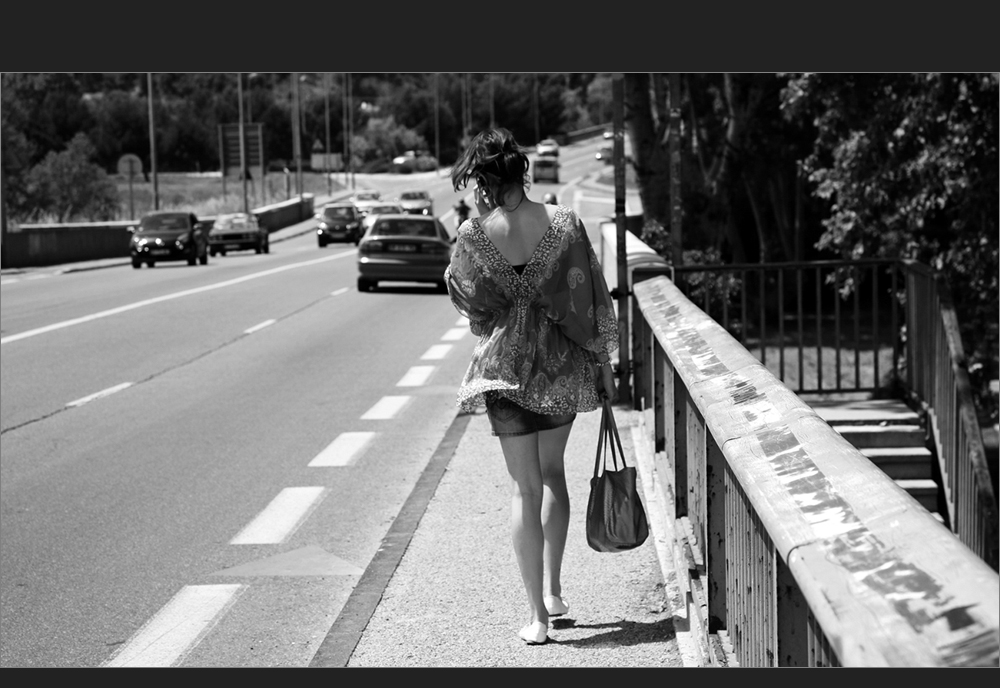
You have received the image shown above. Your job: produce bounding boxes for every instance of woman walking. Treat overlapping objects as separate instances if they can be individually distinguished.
[444,128,619,645]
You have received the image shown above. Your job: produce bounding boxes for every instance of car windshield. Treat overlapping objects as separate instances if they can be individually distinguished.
[214,215,249,229]
[141,214,189,230]
[354,192,379,200]
[373,219,437,238]
[324,207,354,219]
[370,205,401,214]
[400,192,427,201]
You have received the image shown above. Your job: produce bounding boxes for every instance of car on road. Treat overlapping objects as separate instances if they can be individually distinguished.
[356,214,454,292]
[129,211,209,268]
[603,128,613,140]
[396,190,434,216]
[536,138,560,156]
[350,190,381,203]
[316,203,364,246]
[532,154,559,183]
[596,146,613,163]
[209,212,268,256]
[361,202,405,233]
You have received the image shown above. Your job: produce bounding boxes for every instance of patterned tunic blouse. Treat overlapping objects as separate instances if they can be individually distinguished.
[445,204,618,415]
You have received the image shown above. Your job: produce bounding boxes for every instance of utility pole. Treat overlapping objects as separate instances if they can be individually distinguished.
[347,73,354,190]
[434,73,441,176]
[489,73,495,128]
[325,73,332,196]
[238,73,248,214]
[612,73,630,405]
[533,74,540,143]
[669,73,682,266]
[147,73,159,211]
[291,72,303,196]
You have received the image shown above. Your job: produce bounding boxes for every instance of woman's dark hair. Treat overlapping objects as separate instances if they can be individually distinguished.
[451,128,530,207]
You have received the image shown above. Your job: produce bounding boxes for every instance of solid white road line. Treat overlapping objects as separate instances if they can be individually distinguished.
[102,584,245,667]
[244,319,276,334]
[396,365,435,387]
[308,432,376,467]
[421,344,452,360]
[360,396,411,420]
[66,382,133,408]
[230,486,327,545]
[440,328,466,341]
[1,251,356,346]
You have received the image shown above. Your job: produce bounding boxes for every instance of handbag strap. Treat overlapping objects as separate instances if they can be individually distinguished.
[593,396,629,478]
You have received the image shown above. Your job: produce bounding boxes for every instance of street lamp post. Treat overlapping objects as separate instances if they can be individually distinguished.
[238,73,249,215]
[324,73,332,196]
[434,73,440,176]
[291,72,303,196]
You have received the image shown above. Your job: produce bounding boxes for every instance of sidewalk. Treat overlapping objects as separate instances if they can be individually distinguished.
[323,403,701,668]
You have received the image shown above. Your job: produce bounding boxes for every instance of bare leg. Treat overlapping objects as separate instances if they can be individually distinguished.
[498,432,548,629]
[538,422,573,601]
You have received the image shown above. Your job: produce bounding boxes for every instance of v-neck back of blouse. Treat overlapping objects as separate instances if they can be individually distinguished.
[470,206,570,280]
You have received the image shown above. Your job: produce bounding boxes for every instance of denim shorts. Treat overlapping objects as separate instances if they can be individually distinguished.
[484,392,576,437]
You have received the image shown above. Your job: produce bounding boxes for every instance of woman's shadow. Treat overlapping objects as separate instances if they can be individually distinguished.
[547,616,678,647]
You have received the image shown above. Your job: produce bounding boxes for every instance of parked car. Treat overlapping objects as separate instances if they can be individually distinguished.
[356,214,454,292]
[316,203,364,246]
[532,154,559,183]
[361,202,405,232]
[392,150,417,166]
[209,212,268,256]
[536,138,560,156]
[128,211,209,268]
[397,190,434,216]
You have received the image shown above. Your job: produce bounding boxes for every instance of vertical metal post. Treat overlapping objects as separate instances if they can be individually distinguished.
[612,73,631,405]
[147,73,159,211]
[238,73,248,215]
[347,72,355,190]
[668,73,682,265]
[325,73,332,196]
[434,73,440,176]
[489,73,495,128]
[291,72,302,196]
[533,74,540,143]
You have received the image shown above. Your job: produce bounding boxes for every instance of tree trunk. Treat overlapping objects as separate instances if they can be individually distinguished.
[623,74,671,229]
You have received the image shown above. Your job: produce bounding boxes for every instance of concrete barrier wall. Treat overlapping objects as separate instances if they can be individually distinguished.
[3,194,315,269]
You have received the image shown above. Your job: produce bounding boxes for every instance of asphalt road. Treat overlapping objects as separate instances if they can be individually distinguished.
[0,137,625,667]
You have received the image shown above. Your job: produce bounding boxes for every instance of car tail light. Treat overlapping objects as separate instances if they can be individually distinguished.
[361,240,384,254]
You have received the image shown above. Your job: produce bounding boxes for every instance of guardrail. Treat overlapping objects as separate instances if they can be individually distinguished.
[2,195,315,269]
[627,269,999,667]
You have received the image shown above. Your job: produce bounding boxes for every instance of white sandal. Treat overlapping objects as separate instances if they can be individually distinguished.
[519,621,548,645]
[544,595,569,616]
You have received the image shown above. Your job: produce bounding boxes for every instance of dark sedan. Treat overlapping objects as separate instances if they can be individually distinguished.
[356,214,454,292]
[316,203,364,246]
[129,211,209,268]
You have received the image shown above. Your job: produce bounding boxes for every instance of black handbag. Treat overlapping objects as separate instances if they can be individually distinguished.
[585,397,649,552]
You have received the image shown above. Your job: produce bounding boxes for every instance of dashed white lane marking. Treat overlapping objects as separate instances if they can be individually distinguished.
[396,365,435,387]
[1,251,355,346]
[244,319,276,334]
[440,328,466,341]
[66,382,133,408]
[102,584,245,667]
[308,432,376,467]
[454,316,467,327]
[230,486,327,545]
[1,278,20,285]
[331,287,349,296]
[421,344,452,360]
[360,395,411,420]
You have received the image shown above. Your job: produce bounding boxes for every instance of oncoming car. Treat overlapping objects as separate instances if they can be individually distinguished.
[209,212,268,256]
[129,211,209,268]
[397,190,433,215]
[361,202,404,233]
[356,214,454,292]
[316,203,363,246]
[536,138,560,156]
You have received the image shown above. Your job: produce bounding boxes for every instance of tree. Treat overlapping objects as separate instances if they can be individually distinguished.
[24,133,119,222]
[781,72,999,419]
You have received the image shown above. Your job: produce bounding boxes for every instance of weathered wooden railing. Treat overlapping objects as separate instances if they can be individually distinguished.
[627,271,999,667]
[901,260,999,570]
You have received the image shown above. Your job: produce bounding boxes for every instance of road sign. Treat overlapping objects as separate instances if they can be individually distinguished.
[219,123,264,177]
[117,153,143,177]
